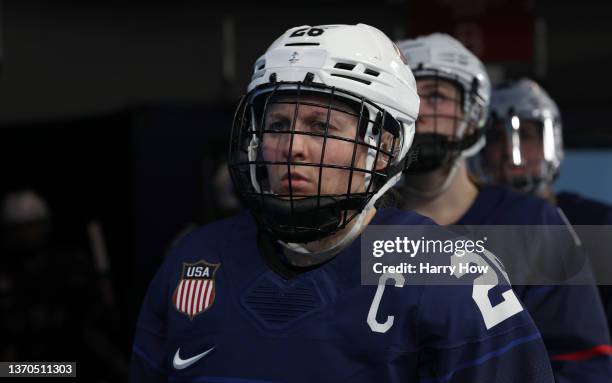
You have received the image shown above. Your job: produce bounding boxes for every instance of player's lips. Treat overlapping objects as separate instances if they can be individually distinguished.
[280,172,312,191]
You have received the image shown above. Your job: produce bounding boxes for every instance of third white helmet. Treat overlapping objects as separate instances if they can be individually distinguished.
[481,78,563,193]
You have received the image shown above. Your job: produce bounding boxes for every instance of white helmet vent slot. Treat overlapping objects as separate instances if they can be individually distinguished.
[284,42,320,47]
[364,68,380,77]
[333,62,356,71]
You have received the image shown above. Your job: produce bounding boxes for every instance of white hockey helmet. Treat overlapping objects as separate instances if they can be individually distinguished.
[482,78,563,192]
[397,33,491,159]
[229,24,420,244]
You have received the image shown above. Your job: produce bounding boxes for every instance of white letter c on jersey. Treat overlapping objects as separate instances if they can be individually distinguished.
[367,273,405,333]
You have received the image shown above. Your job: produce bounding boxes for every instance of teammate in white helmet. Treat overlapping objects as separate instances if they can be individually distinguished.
[130,25,554,382]
[479,78,563,195]
[396,35,612,382]
[482,76,612,341]
[396,33,490,223]
[480,78,612,227]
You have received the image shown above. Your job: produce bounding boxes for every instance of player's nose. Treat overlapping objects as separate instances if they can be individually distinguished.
[280,124,308,162]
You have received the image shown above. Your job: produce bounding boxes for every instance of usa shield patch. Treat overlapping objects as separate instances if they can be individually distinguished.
[173,260,220,319]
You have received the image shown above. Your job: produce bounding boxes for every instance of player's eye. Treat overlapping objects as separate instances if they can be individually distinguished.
[312,121,330,132]
[267,120,290,132]
[424,92,454,106]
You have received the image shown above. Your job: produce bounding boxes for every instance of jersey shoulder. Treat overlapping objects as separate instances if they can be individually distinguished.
[166,212,257,266]
[462,184,563,224]
[372,207,437,226]
[557,191,612,225]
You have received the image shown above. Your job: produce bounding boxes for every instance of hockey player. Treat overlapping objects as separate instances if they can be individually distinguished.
[396,34,612,382]
[482,77,612,347]
[130,24,555,382]
[481,78,612,225]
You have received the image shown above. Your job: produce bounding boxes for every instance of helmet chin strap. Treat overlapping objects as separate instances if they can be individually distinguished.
[402,158,460,199]
[278,172,402,267]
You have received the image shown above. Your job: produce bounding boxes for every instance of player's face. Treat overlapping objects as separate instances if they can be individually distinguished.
[261,94,371,198]
[416,78,464,137]
[482,119,544,182]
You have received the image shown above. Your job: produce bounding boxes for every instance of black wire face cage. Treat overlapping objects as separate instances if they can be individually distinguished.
[405,71,484,174]
[228,80,405,244]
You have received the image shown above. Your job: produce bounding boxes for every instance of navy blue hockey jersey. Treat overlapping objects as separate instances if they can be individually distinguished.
[456,184,612,382]
[557,190,612,359]
[557,192,612,226]
[130,208,554,382]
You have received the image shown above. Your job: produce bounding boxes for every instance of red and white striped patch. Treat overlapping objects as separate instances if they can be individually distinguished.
[172,260,220,319]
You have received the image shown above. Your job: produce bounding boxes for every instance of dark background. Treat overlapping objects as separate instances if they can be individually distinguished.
[0,0,610,380]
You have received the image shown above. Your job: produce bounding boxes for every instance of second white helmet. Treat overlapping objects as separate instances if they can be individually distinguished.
[397,33,491,157]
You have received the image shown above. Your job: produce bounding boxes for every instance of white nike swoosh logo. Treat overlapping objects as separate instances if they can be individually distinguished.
[173,347,214,370]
